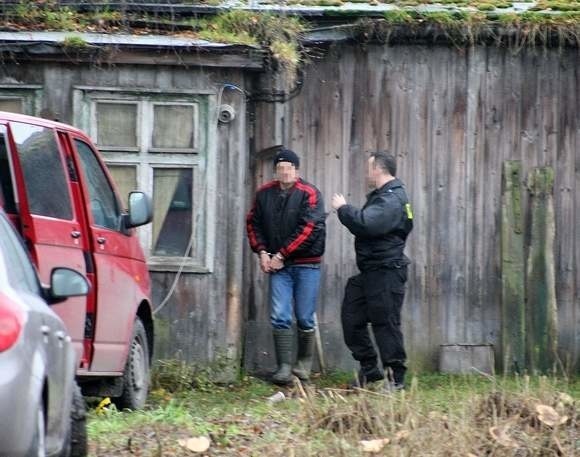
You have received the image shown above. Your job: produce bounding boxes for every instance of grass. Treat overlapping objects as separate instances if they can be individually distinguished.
[3,4,306,70]
[62,35,89,49]
[88,369,580,456]
[194,11,305,70]
[376,9,580,47]
[6,3,82,31]
[2,1,578,63]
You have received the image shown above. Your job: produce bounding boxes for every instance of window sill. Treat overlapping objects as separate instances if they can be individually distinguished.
[147,260,210,274]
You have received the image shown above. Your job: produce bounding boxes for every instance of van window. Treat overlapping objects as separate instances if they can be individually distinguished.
[74,140,121,231]
[0,132,17,213]
[10,122,73,220]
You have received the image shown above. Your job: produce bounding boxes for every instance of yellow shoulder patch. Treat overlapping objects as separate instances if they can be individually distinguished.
[404,203,414,220]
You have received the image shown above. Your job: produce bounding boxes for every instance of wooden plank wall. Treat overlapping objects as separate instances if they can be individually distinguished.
[1,44,577,374]
[250,44,579,373]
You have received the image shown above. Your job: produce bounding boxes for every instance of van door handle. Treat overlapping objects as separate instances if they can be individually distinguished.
[96,237,106,245]
[55,331,66,341]
[71,230,81,239]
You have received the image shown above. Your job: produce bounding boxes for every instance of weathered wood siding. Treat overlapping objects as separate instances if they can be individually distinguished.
[0,61,251,366]
[249,44,580,373]
[2,42,578,374]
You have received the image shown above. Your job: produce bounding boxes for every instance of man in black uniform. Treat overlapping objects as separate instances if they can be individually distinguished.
[331,151,413,390]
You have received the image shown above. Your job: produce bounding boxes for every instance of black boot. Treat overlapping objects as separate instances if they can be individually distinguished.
[384,365,406,391]
[272,328,294,385]
[350,361,384,388]
[292,328,315,381]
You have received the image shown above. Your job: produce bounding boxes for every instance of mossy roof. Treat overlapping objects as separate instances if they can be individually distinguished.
[1,0,579,17]
[0,1,578,50]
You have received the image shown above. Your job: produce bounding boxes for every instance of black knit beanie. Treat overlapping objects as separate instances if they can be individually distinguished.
[274,148,300,169]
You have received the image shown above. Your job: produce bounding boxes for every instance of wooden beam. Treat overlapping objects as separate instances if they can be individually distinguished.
[0,48,265,70]
[501,160,526,373]
[526,167,558,374]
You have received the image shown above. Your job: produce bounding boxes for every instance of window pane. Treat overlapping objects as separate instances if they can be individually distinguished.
[0,213,40,294]
[74,140,121,231]
[152,168,193,257]
[107,165,137,211]
[11,122,72,220]
[96,102,137,148]
[0,132,17,213]
[152,105,194,149]
[0,99,23,114]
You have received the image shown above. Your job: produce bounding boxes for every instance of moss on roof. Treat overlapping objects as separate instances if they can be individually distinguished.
[0,0,578,57]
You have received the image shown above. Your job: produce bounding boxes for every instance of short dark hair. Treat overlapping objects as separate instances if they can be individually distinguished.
[370,151,397,176]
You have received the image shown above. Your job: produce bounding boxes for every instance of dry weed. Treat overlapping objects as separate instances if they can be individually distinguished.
[273,377,580,456]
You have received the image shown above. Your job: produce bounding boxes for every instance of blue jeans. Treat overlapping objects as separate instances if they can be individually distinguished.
[270,266,321,330]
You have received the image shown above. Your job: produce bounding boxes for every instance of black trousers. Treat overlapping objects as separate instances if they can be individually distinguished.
[341,267,407,381]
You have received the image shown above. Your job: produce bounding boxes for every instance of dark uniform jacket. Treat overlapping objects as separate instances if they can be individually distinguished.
[337,178,413,272]
[246,178,326,265]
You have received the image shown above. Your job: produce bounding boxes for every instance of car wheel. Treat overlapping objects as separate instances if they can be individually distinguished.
[59,382,87,457]
[113,318,150,410]
[69,382,87,457]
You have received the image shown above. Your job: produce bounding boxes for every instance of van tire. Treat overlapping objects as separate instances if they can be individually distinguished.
[114,318,150,410]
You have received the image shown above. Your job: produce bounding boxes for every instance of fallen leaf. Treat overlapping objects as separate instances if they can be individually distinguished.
[489,426,518,448]
[95,397,111,414]
[394,430,410,441]
[360,438,390,453]
[178,436,211,453]
[558,393,574,405]
[536,404,568,427]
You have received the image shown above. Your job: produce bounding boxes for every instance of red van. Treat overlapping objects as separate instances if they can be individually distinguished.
[0,111,154,409]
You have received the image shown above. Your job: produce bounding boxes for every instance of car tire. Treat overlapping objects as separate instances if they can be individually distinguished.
[69,382,87,457]
[59,382,87,457]
[113,318,150,410]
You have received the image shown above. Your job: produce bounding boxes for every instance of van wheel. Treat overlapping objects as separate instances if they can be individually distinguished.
[113,318,150,410]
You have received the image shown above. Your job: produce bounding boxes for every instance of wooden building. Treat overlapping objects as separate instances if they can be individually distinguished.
[0,2,578,376]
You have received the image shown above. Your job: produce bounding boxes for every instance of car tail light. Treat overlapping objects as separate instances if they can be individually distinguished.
[0,299,23,352]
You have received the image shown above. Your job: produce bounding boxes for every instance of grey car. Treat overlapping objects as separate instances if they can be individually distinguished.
[0,210,89,457]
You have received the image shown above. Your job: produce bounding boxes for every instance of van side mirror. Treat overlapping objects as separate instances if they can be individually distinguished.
[126,191,153,228]
[45,268,90,304]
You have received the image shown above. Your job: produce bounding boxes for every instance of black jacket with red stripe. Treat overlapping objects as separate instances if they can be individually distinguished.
[246,178,326,265]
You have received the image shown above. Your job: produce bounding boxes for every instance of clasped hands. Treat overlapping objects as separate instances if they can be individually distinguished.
[259,251,285,273]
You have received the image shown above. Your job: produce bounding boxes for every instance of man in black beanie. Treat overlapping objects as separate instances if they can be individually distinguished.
[246,148,326,384]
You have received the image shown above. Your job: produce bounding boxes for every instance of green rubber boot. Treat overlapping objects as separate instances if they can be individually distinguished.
[272,328,294,385]
[292,328,315,381]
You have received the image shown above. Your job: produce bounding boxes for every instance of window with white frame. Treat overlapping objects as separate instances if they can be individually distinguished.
[0,85,42,115]
[74,88,216,272]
